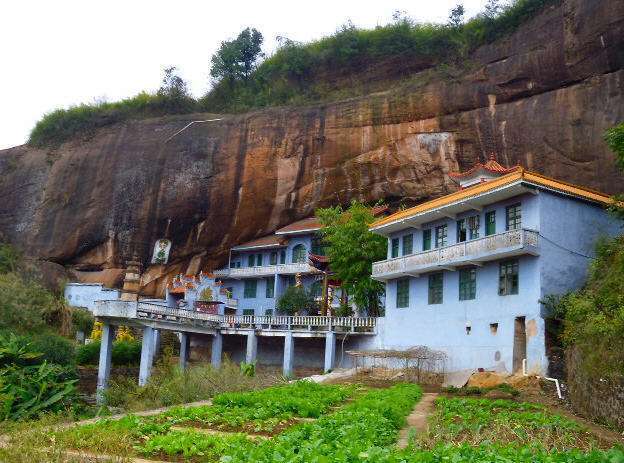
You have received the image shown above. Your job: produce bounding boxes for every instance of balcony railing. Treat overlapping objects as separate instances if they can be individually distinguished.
[93,300,376,333]
[213,262,319,278]
[372,228,539,280]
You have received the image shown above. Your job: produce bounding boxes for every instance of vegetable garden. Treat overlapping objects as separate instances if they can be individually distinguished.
[2,381,623,462]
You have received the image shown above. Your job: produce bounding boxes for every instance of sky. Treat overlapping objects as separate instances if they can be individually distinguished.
[0,0,488,150]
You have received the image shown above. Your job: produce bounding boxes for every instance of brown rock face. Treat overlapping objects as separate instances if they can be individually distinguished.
[1,0,623,296]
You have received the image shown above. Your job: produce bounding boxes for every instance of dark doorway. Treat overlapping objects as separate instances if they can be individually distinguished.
[513,316,527,373]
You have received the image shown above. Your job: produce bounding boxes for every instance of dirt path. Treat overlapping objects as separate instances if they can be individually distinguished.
[396,393,438,449]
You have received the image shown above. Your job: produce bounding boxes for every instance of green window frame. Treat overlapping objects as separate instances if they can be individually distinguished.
[270,252,277,265]
[280,250,286,264]
[499,260,519,295]
[390,238,399,258]
[423,229,432,251]
[435,225,448,248]
[247,254,255,267]
[256,253,263,266]
[506,203,522,231]
[457,219,467,243]
[402,234,413,256]
[265,276,275,298]
[396,278,410,308]
[243,279,257,298]
[428,273,443,304]
[242,309,254,316]
[292,244,307,263]
[265,309,273,316]
[485,211,496,236]
[310,281,322,298]
[459,268,476,301]
[468,215,480,240]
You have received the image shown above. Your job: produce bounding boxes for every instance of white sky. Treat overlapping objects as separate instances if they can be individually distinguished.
[0,0,488,150]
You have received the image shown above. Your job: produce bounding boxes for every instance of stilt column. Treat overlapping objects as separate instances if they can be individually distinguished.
[211,333,223,368]
[245,331,257,364]
[324,331,336,373]
[283,332,294,378]
[96,323,115,404]
[139,326,155,386]
[179,332,190,370]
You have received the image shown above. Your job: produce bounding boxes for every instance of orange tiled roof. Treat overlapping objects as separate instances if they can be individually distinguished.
[232,234,288,250]
[449,154,521,180]
[371,169,614,230]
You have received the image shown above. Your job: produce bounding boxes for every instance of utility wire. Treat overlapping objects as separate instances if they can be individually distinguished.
[538,232,594,259]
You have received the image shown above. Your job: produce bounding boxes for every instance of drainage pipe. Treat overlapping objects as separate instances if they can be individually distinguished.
[522,358,562,399]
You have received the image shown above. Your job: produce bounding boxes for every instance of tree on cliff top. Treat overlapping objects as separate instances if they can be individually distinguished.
[605,122,624,170]
[316,201,387,316]
[210,28,264,83]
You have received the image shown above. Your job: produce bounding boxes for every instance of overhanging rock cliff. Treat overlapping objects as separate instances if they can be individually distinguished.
[0,0,623,296]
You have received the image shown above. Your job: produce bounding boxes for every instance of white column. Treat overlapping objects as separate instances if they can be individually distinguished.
[283,332,294,377]
[179,332,190,370]
[96,323,115,404]
[324,331,336,373]
[152,329,161,358]
[138,326,155,386]
[245,331,257,364]
[211,333,223,368]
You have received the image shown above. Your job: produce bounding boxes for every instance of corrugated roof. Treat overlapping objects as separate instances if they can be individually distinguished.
[371,169,614,231]
[232,235,288,250]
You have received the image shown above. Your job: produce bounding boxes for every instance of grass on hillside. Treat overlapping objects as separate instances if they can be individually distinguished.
[28,0,560,148]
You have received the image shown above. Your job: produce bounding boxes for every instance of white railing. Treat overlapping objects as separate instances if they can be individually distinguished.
[372,228,539,278]
[95,300,375,333]
[213,262,319,278]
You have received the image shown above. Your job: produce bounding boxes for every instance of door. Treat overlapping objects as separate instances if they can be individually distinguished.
[513,316,527,373]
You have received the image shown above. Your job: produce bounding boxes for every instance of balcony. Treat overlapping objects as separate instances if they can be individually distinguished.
[372,228,539,281]
[213,262,319,279]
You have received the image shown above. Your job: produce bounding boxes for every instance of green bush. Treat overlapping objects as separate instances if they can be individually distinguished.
[75,339,142,366]
[29,333,76,367]
[0,333,77,421]
[71,307,95,337]
[276,285,319,315]
[0,243,19,274]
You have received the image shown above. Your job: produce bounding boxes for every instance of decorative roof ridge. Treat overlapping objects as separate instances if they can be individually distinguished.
[449,153,522,180]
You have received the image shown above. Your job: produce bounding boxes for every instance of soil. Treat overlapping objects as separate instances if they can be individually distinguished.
[396,393,438,449]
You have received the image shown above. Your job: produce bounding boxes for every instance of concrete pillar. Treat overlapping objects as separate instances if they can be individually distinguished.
[179,332,190,370]
[152,329,161,358]
[245,331,257,364]
[139,326,155,386]
[96,323,115,404]
[283,332,294,378]
[324,331,336,373]
[211,333,223,369]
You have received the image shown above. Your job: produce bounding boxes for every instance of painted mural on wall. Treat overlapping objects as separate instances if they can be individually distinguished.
[151,239,172,264]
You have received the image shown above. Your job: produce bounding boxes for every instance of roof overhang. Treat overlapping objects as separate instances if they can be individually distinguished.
[371,180,538,236]
[231,243,288,251]
[274,227,321,236]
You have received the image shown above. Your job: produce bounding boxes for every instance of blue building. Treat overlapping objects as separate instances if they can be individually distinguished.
[366,157,621,375]
[213,218,329,315]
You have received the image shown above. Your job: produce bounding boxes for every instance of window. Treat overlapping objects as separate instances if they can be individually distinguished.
[270,252,277,265]
[435,225,448,248]
[243,279,257,298]
[396,278,410,308]
[506,203,521,230]
[459,268,476,300]
[468,215,480,239]
[310,281,322,298]
[457,219,467,242]
[265,309,273,316]
[423,229,432,251]
[243,309,254,316]
[292,244,307,263]
[266,276,275,298]
[285,275,296,287]
[256,253,263,266]
[247,254,255,267]
[391,238,400,258]
[311,235,327,256]
[499,260,519,295]
[428,273,443,304]
[402,234,413,255]
[280,250,286,264]
[485,211,496,236]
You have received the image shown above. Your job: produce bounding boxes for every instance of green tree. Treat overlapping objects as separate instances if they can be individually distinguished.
[448,3,466,27]
[605,122,624,170]
[316,201,387,316]
[210,28,264,82]
[276,286,318,315]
